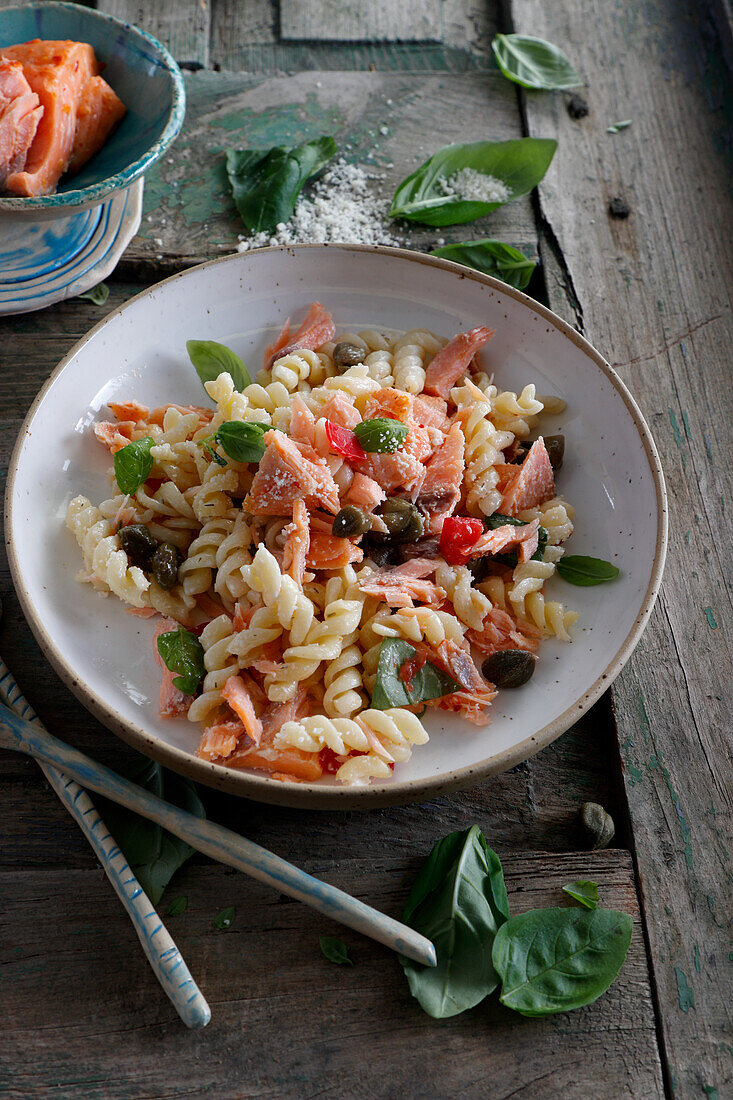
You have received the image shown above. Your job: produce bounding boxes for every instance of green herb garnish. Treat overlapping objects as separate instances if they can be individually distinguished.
[186,339,250,393]
[370,639,459,710]
[562,880,600,910]
[77,281,110,305]
[432,239,536,290]
[491,34,582,91]
[607,120,632,134]
[492,907,632,1016]
[199,419,272,465]
[353,417,408,454]
[319,936,354,966]
[214,906,236,931]
[100,756,205,906]
[156,627,206,695]
[389,139,557,226]
[557,555,620,586]
[113,437,155,495]
[226,136,337,235]
[166,895,188,916]
[400,826,509,1018]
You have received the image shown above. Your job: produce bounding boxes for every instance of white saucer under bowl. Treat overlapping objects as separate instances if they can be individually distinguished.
[0,178,143,315]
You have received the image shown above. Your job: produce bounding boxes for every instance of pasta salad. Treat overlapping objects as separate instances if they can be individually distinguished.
[66,301,577,786]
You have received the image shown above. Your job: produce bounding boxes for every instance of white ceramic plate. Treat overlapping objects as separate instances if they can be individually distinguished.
[5,246,667,808]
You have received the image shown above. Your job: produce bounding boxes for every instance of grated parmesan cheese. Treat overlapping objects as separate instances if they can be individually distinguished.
[439,168,512,204]
[237,160,402,251]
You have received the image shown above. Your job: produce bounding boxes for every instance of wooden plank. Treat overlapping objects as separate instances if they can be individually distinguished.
[122,69,539,271]
[280,0,443,42]
[0,853,664,1099]
[508,0,733,1095]
[97,0,212,68]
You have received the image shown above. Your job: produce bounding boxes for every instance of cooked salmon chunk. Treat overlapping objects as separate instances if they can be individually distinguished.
[67,74,126,174]
[0,60,43,184]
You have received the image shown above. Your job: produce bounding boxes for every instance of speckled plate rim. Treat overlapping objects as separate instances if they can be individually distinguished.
[0,2,185,213]
[5,244,668,810]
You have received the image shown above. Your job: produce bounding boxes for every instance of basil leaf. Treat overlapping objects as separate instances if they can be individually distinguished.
[389,138,557,226]
[353,417,408,454]
[484,512,526,529]
[319,936,354,966]
[100,755,205,906]
[562,881,599,910]
[432,239,536,290]
[214,906,235,931]
[492,907,632,1016]
[491,34,582,91]
[166,895,188,916]
[113,437,155,495]
[401,826,509,1018]
[186,339,251,393]
[214,420,270,463]
[157,628,206,695]
[370,639,459,710]
[226,136,337,235]
[77,281,110,305]
[557,555,620,586]
[607,120,632,134]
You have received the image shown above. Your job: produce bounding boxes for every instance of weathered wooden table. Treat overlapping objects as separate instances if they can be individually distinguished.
[1,2,731,1097]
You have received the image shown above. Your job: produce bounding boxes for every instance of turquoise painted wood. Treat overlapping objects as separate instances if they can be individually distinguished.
[0,702,437,969]
[0,655,211,1029]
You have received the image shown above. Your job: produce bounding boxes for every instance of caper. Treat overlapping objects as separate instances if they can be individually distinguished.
[119,523,158,570]
[362,539,400,567]
[544,434,565,471]
[150,542,183,590]
[400,510,424,542]
[332,505,371,538]
[481,649,536,688]
[579,802,615,850]
[333,341,365,370]
[378,498,419,538]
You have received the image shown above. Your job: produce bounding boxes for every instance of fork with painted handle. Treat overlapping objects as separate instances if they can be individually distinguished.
[0,656,211,1029]
[0,701,437,968]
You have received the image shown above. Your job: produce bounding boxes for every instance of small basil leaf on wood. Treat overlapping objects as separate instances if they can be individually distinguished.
[432,239,536,290]
[319,936,354,966]
[492,907,633,1017]
[186,339,251,393]
[77,281,110,305]
[100,756,205,906]
[353,417,408,453]
[389,139,557,226]
[562,881,599,910]
[370,639,459,710]
[401,825,509,1018]
[166,895,188,916]
[113,437,155,495]
[226,136,337,235]
[607,120,632,134]
[557,555,620,586]
[214,906,235,930]
[491,34,582,91]
[157,628,206,695]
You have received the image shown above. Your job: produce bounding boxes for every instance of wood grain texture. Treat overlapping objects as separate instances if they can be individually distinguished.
[121,69,539,271]
[97,0,212,67]
[280,0,443,42]
[508,0,733,1096]
[0,853,664,1099]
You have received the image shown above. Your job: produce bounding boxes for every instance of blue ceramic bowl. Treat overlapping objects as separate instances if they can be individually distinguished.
[0,1,185,215]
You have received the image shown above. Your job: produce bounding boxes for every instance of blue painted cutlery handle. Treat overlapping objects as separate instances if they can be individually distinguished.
[0,664,211,1029]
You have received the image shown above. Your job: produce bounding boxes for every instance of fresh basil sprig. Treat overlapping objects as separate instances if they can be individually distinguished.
[114,437,155,495]
[199,420,272,465]
[389,139,557,226]
[226,136,337,235]
[432,239,536,290]
[353,417,408,454]
[157,627,206,695]
[187,339,251,393]
[492,907,633,1016]
[562,880,599,910]
[319,936,354,966]
[491,34,582,91]
[401,826,509,1018]
[100,755,205,905]
[370,639,458,710]
[557,555,620,586]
